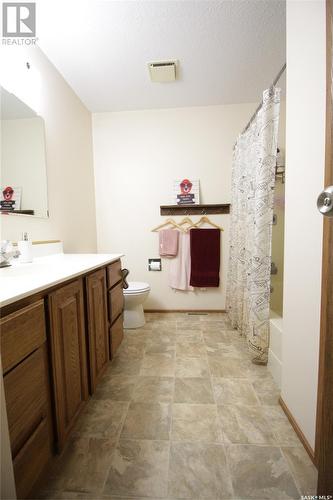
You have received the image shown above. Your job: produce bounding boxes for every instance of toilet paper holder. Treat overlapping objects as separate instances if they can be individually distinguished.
[148,259,162,271]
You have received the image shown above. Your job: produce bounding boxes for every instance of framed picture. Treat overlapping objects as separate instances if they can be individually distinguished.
[0,186,22,211]
[173,179,200,205]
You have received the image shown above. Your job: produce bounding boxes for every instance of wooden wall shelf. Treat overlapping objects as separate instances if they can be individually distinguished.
[160,204,230,216]
[0,209,34,215]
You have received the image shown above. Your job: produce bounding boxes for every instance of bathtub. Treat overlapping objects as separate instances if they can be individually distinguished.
[268,311,283,388]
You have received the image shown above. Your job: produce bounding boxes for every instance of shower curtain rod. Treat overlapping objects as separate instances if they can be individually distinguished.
[238,63,286,138]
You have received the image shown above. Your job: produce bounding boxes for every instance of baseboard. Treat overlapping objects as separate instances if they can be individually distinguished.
[144,309,226,313]
[279,396,317,467]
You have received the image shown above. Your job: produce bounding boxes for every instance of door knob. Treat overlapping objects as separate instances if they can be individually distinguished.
[317,186,333,217]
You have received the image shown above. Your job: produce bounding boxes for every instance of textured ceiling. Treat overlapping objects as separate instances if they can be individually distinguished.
[37,0,286,112]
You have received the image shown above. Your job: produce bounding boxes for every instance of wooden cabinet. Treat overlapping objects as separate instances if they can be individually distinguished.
[86,268,109,392]
[1,299,45,373]
[107,260,124,356]
[1,300,52,499]
[110,314,124,357]
[107,259,122,289]
[108,281,124,324]
[48,279,89,451]
[1,258,123,497]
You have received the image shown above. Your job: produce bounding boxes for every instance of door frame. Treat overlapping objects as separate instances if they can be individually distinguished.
[315,0,333,494]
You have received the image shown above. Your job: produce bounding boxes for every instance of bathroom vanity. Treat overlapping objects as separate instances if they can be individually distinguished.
[0,253,124,499]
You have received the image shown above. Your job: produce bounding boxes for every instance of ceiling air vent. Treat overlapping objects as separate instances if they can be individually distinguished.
[148,60,177,82]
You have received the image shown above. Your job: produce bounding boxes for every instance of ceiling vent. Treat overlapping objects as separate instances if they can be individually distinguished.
[148,60,177,82]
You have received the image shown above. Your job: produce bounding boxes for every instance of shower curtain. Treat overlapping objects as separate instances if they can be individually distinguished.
[226,87,281,364]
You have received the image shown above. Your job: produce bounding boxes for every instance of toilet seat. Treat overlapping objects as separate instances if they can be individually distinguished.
[124,281,150,294]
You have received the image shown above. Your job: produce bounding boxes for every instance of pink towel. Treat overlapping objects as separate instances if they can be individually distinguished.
[168,232,193,291]
[159,229,179,257]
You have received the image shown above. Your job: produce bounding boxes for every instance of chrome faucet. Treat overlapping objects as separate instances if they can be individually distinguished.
[0,240,20,267]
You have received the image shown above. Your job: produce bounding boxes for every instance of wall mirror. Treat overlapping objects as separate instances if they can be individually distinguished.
[0,86,49,218]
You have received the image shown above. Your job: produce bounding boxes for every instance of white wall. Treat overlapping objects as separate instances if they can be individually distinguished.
[93,103,256,310]
[1,118,48,217]
[0,47,97,252]
[282,0,326,451]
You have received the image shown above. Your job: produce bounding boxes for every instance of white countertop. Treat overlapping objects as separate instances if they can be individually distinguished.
[0,253,124,307]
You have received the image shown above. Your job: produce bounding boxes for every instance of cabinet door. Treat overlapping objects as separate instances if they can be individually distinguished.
[4,345,52,499]
[48,279,88,451]
[86,268,109,393]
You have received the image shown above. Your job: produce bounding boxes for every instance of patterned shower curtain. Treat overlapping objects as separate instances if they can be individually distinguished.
[226,87,281,364]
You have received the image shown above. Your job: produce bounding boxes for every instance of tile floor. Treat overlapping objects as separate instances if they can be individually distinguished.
[36,312,317,500]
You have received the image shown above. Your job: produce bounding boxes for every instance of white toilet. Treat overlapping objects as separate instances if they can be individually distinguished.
[123,281,150,329]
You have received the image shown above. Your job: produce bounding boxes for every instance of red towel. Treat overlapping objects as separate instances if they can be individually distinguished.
[189,229,220,287]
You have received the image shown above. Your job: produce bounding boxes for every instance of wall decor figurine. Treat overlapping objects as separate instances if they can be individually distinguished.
[0,186,22,211]
[173,178,200,205]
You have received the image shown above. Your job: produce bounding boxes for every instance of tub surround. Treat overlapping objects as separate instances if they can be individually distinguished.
[0,253,125,499]
[268,313,283,388]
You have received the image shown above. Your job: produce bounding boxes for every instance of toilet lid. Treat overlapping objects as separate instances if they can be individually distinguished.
[124,281,150,293]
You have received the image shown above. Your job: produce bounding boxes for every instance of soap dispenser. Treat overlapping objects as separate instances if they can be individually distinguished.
[18,232,33,263]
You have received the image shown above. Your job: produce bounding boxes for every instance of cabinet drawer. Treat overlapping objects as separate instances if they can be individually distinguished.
[110,314,124,357]
[4,346,50,458]
[107,260,122,289]
[13,417,51,500]
[0,299,46,373]
[108,282,124,323]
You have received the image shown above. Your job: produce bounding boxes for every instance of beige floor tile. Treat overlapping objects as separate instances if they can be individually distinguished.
[72,400,128,440]
[104,439,169,498]
[172,403,222,443]
[121,402,171,440]
[202,331,229,344]
[175,356,210,378]
[281,446,317,496]
[175,329,203,342]
[252,377,280,405]
[168,441,233,499]
[176,321,202,331]
[34,312,309,500]
[109,356,142,376]
[152,321,178,331]
[93,375,137,401]
[114,342,146,360]
[200,312,228,321]
[176,341,207,358]
[47,437,116,494]
[212,378,259,405]
[206,343,249,359]
[226,444,300,499]
[174,377,214,403]
[35,492,100,499]
[208,355,249,378]
[133,376,175,402]
[140,353,176,376]
[145,341,176,354]
[262,406,303,446]
[217,404,276,444]
[245,361,273,381]
[123,330,151,342]
[148,330,177,343]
